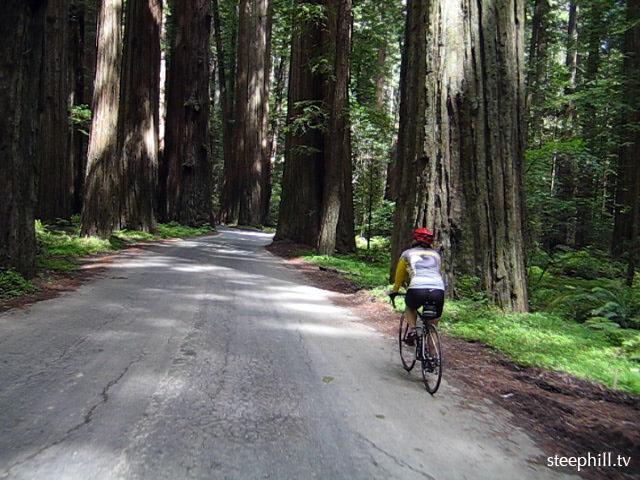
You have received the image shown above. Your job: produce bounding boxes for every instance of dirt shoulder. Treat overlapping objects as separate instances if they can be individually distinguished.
[266,241,640,480]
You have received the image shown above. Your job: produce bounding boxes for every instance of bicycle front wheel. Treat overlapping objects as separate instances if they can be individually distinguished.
[399,313,416,371]
[421,323,443,394]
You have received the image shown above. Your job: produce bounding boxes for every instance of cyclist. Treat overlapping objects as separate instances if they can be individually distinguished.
[389,228,445,344]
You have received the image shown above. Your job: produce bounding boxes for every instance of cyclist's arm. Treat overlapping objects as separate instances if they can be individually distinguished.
[393,257,408,292]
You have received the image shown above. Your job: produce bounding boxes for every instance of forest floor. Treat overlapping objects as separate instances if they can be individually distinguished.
[266,241,640,480]
[2,235,638,479]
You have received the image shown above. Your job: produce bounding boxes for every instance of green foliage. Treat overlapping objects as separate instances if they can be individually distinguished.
[524,0,629,253]
[546,248,626,280]
[588,285,640,329]
[34,219,213,274]
[69,104,92,136]
[287,100,327,136]
[455,275,488,303]
[0,269,37,302]
[292,2,326,26]
[36,219,113,272]
[441,302,640,394]
[155,222,212,238]
[529,261,640,328]
[301,244,389,288]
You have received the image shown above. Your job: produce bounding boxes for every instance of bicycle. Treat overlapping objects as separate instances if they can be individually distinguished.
[390,293,443,395]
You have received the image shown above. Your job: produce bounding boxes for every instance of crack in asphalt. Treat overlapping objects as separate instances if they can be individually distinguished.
[2,352,146,478]
[356,432,437,480]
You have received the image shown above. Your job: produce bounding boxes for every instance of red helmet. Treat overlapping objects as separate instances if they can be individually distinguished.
[413,228,434,245]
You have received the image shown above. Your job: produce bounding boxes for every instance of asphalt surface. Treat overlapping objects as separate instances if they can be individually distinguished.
[0,227,578,479]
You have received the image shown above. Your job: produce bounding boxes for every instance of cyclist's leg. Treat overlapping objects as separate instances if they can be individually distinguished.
[405,307,418,328]
[404,289,424,329]
[425,289,445,351]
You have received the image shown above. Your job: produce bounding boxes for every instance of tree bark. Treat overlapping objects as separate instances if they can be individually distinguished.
[238,0,272,226]
[164,0,214,226]
[81,0,123,237]
[573,0,604,247]
[615,0,640,284]
[0,0,48,276]
[69,0,88,214]
[36,0,72,221]
[118,0,162,232]
[276,0,355,250]
[317,0,353,254]
[265,55,288,224]
[419,0,528,311]
[389,0,428,281]
[221,0,249,225]
[526,0,551,144]
[212,0,234,220]
[552,0,579,247]
[83,0,98,106]
[275,0,325,245]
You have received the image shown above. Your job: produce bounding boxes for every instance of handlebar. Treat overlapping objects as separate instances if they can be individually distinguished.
[389,292,405,309]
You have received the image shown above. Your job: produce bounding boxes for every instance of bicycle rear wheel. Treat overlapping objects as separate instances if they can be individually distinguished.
[398,313,416,371]
[421,323,442,394]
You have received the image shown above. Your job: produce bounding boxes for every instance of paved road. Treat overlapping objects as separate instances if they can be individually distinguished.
[0,227,576,480]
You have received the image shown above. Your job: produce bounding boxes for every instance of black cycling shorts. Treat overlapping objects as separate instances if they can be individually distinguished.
[406,288,444,316]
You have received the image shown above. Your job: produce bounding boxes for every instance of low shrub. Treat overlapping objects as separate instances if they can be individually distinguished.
[441,302,640,394]
[547,247,626,280]
[0,269,37,302]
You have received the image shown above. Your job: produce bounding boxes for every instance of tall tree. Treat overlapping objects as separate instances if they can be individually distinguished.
[276,0,326,245]
[392,0,529,311]
[36,0,73,221]
[69,0,89,214]
[526,0,552,143]
[614,0,640,284]
[235,0,272,226]
[212,0,235,213]
[572,0,607,247]
[552,0,580,247]
[81,0,123,236]
[388,0,427,280]
[1,0,48,276]
[317,0,353,254]
[221,0,250,225]
[276,0,355,251]
[118,0,162,231]
[163,0,214,226]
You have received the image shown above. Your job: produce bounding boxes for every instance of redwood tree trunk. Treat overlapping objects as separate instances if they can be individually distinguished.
[317,0,353,254]
[118,0,162,231]
[164,0,214,226]
[389,0,427,280]
[615,0,640,284]
[212,0,234,221]
[0,0,47,276]
[36,0,72,221]
[237,0,272,227]
[69,0,88,214]
[553,0,579,247]
[275,0,324,245]
[276,0,354,250]
[81,0,123,237]
[526,0,551,143]
[406,0,528,311]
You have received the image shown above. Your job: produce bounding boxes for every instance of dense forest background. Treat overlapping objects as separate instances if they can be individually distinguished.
[2,0,639,314]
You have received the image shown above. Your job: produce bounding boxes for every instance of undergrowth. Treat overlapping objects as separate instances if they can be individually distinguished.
[440,302,640,395]
[35,218,214,274]
[301,247,389,289]
[0,269,37,302]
